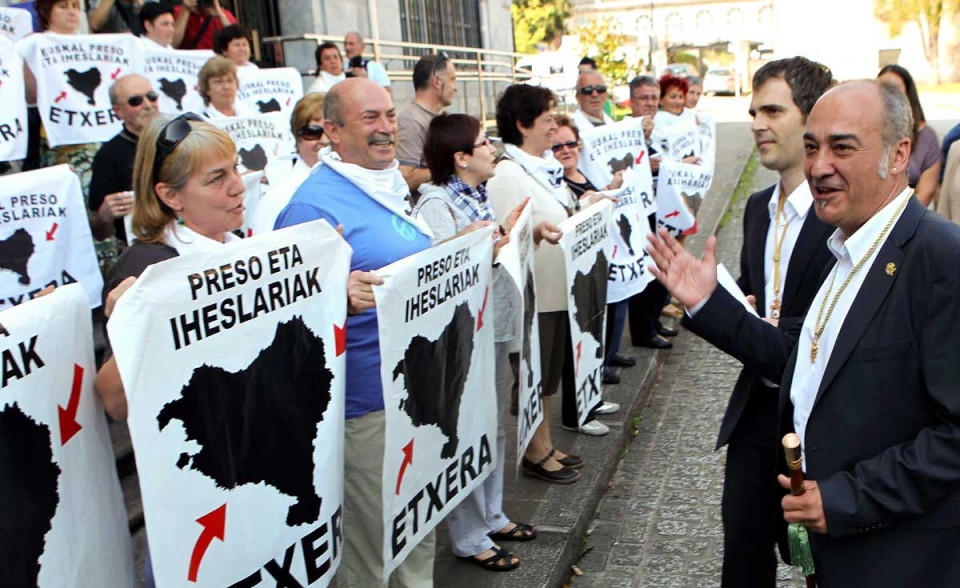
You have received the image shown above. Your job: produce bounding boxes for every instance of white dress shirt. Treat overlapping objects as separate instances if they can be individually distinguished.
[762,181,813,319]
[790,187,913,467]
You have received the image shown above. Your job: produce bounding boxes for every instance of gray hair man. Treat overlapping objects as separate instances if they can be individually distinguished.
[343,31,392,91]
[573,69,612,129]
[649,80,960,587]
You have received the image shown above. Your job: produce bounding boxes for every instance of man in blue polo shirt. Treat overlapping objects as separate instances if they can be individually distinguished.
[275,78,435,587]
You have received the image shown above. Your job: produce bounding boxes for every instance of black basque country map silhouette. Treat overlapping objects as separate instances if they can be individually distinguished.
[572,250,608,359]
[0,404,61,586]
[392,301,475,459]
[238,145,268,172]
[64,67,102,105]
[0,228,35,285]
[158,78,187,111]
[616,214,635,256]
[157,316,332,526]
[522,267,537,388]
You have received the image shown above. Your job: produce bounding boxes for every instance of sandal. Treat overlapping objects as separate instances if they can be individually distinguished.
[548,448,584,470]
[489,522,538,542]
[521,454,580,484]
[458,546,520,572]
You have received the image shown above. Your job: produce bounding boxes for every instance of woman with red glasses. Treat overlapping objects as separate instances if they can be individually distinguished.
[252,93,331,235]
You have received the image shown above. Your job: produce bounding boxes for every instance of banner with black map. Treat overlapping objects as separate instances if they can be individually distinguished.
[107,220,350,588]
[141,43,214,116]
[651,114,702,164]
[374,226,497,580]
[697,112,717,172]
[0,283,135,587]
[0,165,103,309]
[208,114,296,175]
[16,33,144,147]
[598,168,657,303]
[656,159,714,237]
[0,37,28,162]
[494,204,543,473]
[576,115,649,189]
[0,6,33,43]
[558,200,613,426]
[238,67,304,117]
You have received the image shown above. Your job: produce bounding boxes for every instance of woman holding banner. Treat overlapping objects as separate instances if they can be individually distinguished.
[487,84,598,487]
[95,113,243,586]
[198,55,254,119]
[414,112,548,572]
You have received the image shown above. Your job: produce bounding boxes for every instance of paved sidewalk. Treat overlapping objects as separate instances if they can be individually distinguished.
[569,161,809,587]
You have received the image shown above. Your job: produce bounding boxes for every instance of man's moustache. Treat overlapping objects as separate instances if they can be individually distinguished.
[368,134,396,145]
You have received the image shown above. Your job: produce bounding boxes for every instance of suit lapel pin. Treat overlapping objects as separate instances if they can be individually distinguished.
[885,262,897,276]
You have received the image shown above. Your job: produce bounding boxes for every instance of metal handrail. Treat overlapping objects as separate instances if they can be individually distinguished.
[261,33,535,123]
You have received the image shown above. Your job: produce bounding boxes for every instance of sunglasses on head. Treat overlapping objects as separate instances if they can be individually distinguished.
[579,85,608,95]
[551,140,579,153]
[298,124,324,141]
[153,112,204,182]
[127,91,159,107]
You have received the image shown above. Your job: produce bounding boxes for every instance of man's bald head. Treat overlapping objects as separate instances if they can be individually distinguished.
[109,74,158,134]
[576,70,607,118]
[322,78,397,170]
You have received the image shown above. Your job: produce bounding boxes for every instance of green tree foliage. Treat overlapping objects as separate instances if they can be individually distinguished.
[512,0,570,54]
[874,0,960,83]
[577,16,630,86]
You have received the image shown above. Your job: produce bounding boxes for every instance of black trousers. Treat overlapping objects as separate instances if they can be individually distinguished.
[721,381,789,588]
[627,280,669,343]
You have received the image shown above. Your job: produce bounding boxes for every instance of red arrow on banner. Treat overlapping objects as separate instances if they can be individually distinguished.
[665,210,680,219]
[110,68,122,80]
[46,223,59,241]
[58,364,84,446]
[188,504,226,583]
[334,323,347,356]
[395,439,414,495]
[612,244,618,259]
[54,91,67,103]
[635,151,646,164]
[476,287,489,331]
[575,341,582,380]
[286,97,292,107]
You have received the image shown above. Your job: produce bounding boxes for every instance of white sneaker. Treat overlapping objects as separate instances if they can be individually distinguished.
[594,401,620,415]
[563,421,610,436]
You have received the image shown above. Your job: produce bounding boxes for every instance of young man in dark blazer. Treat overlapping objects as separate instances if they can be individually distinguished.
[683,57,835,587]
[649,80,960,587]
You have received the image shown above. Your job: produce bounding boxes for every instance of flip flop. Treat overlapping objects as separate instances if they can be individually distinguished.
[458,546,520,572]
[488,522,538,542]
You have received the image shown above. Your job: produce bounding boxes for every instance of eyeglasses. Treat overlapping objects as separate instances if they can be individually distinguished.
[298,124,324,141]
[127,91,159,107]
[551,140,579,153]
[473,136,491,150]
[579,85,608,95]
[153,112,204,182]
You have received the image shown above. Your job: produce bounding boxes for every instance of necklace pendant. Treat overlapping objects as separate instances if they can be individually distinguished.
[811,339,819,363]
[770,300,781,320]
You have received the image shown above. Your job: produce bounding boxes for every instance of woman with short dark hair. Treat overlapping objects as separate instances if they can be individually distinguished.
[878,64,941,206]
[217,23,257,70]
[308,41,345,94]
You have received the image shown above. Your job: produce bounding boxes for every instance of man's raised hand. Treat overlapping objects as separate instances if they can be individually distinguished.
[646,228,718,309]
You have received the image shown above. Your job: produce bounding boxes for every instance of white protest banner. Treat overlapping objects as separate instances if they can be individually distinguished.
[141,43,214,115]
[0,6,33,43]
[697,112,717,172]
[603,168,657,302]
[108,220,350,588]
[241,171,265,237]
[16,33,144,147]
[374,226,497,579]
[494,204,543,472]
[558,200,612,426]
[0,283,134,587]
[0,37,28,162]
[656,159,714,237]
[0,165,102,309]
[577,116,649,188]
[238,67,304,117]
[208,114,296,174]
[652,113,701,163]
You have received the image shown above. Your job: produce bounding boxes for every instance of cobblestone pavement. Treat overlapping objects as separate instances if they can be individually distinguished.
[571,160,807,588]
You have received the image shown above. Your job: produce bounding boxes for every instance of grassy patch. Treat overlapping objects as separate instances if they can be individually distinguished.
[632,415,642,437]
[719,147,759,231]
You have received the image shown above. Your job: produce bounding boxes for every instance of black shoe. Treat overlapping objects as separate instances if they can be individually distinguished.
[521,456,580,484]
[657,323,679,337]
[603,367,620,385]
[608,354,637,367]
[638,334,673,349]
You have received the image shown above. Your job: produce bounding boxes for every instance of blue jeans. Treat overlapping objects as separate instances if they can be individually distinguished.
[605,300,628,364]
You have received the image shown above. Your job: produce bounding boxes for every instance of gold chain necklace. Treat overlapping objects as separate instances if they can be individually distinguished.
[810,195,910,363]
[770,194,791,320]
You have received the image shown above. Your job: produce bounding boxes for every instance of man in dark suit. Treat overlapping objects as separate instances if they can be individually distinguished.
[648,80,960,586]
[681,57,835,587]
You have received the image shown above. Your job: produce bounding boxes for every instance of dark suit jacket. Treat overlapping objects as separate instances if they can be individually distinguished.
[684,184,834,449]
[689,197,960,586]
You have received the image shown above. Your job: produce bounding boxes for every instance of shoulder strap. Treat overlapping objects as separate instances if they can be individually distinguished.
[183,16,213,50]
